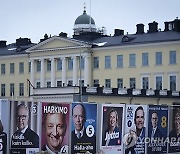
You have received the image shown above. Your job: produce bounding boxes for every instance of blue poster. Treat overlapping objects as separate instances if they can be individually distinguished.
[71,102,97,154]
[148,105,168,153]
[100,104,125,154]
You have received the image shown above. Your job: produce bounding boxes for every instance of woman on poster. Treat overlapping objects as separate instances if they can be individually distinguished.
[102,109,121,146]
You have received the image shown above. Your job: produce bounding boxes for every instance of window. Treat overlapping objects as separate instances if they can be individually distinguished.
[10,83,15,96]
[80,57,84,69]
[10,63,15,74]
[19,83,24,96]
[142,77,149,89]
[105,56,111,68]
[68,58,73,70]
[105,79,111,88]
[47,60,51,71]
[156,52,162,65]
[68,80,73,86]
[93,57,99,69]
[1,84,5,96]
[155,76,162,90]
[169,51,176,64]
[36,61,41,72]
[79,80,84,87]
[1,64,5,74]
[129,54,136,67]
[57,81,62,87]
[130,78,136,89]
[117,55,123,67]
[93,79,99,87]
[47,82,51,88]
[142,53,148,66]
[36,82,41,88]
[28,62,31,73]
[117,78,123,88]
[170,75,176,91]
[57,59,62,70]
[19,62,24,73]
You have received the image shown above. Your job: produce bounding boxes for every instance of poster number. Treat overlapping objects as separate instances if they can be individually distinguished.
[86,125,95,137]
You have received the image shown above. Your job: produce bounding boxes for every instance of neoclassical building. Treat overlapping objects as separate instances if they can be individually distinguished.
[0,8,180,104]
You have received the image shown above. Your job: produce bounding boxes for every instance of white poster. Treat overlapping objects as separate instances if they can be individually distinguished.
[124,105,148,154]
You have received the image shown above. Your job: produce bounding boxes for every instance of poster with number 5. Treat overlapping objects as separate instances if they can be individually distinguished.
[71,102,97,154]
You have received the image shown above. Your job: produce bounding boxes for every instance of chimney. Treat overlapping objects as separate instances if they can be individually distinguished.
[136,24,144,34]
[174,18,180,32]
[16,38,31,46]
[0,40,7,48]
[114,29,124,36]
[59,32,67,37]
[148,21,158,33]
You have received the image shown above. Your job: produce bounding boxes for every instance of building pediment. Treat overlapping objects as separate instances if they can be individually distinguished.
[26,35,91,53]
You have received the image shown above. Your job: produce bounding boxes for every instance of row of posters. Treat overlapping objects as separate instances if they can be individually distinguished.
[0,99,180,154]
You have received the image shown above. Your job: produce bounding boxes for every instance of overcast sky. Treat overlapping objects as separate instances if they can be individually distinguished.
[0,0,179,44]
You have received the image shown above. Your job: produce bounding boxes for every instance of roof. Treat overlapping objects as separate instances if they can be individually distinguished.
[0,43,36,57]
[90,31,180,48]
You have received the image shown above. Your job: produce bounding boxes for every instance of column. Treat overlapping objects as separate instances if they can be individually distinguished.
[73,56,78,86]
[62,57,67,87]
[84,53,91,86]
[50,58,55,87]
[30,59,35,87]
[30,59,35,95]
[40,58,45,87]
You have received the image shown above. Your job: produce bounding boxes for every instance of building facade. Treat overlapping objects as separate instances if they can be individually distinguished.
[0,9,180,104]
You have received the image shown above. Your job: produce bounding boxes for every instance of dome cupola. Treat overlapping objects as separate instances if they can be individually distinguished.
[73,6,96,35]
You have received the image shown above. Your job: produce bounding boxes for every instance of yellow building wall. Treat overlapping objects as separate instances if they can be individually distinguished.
[0,55,30,101]
[92,42,180,90]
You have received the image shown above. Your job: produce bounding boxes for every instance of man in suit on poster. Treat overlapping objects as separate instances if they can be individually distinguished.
[71,104,96,154]
[149,111,163,140]
[11,103,39,149]
[125,106,146,154]
[42,103,68,153]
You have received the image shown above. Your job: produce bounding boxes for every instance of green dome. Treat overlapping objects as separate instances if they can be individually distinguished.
[74,10,95,25]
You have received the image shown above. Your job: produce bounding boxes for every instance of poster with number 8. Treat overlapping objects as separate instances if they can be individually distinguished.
[147,105,168,154]
[71,102,97,154]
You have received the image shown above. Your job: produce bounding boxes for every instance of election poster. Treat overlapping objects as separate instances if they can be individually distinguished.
[10,101,40,154]
[71,102,97,154]
[147,105,168,153]
[100,104,125,154]
[0,99,10,154]
[124,105,148,154]
[41,102,70,154]
[168,105,180,153]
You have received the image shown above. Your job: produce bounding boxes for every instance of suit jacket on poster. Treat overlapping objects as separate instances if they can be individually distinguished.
[149,127,163,139]
[71,129,96,154]
[11,127,39,148]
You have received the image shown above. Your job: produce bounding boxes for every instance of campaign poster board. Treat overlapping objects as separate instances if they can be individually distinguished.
[147,105,168,153]
[71,102,97,154]
[10,101,40,154]
[0,99,10,154]
[41,102,70,153]
[124,105,148,154]
[168,105,180,153]
[100,104,125,154]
